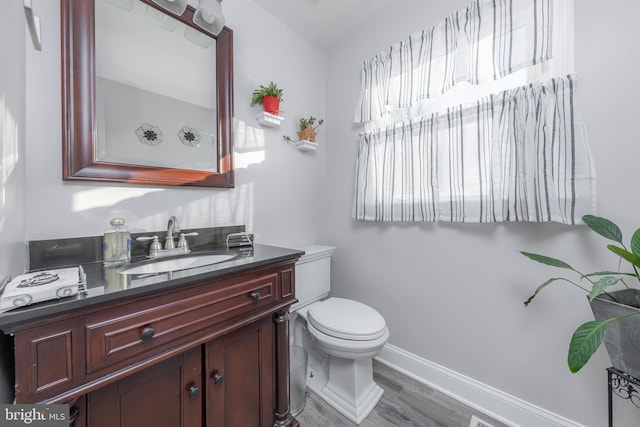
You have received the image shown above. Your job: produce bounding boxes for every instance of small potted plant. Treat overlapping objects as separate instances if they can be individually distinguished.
[521,215,640,376]
[250,82,284,115]
[283,116,324,143]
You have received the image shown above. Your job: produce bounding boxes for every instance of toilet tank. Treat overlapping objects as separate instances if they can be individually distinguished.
[292,245,336,311]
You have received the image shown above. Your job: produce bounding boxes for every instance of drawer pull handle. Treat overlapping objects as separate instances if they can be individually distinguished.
[251,291,260,302]
[140,327,155,342]
[213,373,224,385]
[69,407,80,424]
[188,386,200,400]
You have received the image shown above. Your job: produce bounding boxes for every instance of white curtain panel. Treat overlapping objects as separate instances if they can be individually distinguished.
[354,0,553,124]
[353,75,596,224]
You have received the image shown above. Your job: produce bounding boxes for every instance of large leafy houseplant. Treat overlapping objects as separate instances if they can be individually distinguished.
[522,215,640,373]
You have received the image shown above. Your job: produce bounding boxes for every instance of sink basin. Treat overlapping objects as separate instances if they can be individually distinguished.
[120,253,236,275]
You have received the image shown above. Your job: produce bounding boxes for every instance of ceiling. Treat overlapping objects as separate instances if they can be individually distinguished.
[251,0,395,50]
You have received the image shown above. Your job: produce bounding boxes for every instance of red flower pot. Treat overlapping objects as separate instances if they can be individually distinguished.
[262,95,280,115]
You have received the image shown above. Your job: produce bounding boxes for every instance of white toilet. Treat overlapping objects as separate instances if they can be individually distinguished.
[291,245,389,424]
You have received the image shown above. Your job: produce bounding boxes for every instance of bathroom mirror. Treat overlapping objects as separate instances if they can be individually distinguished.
[61,0,234,187]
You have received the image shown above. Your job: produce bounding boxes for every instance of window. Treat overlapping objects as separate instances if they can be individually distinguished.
[353,0,594,224]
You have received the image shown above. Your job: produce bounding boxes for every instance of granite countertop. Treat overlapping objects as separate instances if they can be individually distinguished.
[0,243,304,332]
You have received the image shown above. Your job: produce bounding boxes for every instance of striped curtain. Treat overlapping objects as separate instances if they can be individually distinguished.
[354,0,553,123]
[353,75,596,224]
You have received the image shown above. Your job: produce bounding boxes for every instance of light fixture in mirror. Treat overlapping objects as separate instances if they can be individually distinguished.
[61,0,234,188]
[150,0,188,16]
[193,0,224,36]
[184,25,215,48]
[144,6,179,31]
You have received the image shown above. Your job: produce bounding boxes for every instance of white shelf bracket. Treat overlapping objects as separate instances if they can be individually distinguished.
[24,0,42,51]
[256,111,285,128]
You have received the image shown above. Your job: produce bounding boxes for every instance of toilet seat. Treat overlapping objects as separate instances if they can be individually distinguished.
[307,298,387,341]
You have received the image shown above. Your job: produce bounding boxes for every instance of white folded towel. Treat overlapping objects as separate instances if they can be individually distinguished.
[0,267,84,312]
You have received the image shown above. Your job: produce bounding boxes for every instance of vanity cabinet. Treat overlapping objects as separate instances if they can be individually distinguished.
[85,317,273,427]
[206,316,274,426]
[86,346,203,427]
[5,260,299,427]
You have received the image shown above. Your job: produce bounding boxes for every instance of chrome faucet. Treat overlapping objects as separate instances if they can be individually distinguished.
[136,216,198,258]
[165,216,181,249]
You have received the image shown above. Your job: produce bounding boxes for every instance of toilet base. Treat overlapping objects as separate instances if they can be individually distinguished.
[307,356,384,425]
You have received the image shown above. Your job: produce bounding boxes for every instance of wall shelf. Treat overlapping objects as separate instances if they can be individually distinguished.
[293,140,318,152]
[256,111,284,128]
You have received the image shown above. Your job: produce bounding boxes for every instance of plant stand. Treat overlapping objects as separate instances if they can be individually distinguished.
[607,367,640,427]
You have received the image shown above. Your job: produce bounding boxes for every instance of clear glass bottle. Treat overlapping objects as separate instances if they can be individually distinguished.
[103,218,131,266]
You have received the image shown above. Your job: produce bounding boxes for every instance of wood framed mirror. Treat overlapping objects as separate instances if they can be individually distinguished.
[61,0,234,187]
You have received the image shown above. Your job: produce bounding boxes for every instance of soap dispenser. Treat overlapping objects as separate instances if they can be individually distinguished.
[103,218,131,266]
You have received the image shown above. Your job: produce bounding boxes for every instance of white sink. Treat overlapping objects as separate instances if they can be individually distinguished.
[119,253,236,275]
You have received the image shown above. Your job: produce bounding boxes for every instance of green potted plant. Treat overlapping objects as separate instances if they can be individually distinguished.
[250,82,284,115]
[521,215,640,376]
[283,116,324,143]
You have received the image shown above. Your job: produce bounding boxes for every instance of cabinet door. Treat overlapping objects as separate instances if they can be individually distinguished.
[86,347,202,427]
[206,316,275,427]
[14,319,84,403]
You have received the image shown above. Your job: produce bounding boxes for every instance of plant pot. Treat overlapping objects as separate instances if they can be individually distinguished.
[262,95,280,115]
[590,289,640,378]
[297,127,317,142]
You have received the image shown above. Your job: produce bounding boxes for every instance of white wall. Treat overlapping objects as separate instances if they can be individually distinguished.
[24,0,327,250]
[0,0,27,404]
[1,4,27,284]
[325,0,640,426]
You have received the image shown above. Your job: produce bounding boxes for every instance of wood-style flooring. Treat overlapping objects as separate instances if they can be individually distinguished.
[296,360,510,427]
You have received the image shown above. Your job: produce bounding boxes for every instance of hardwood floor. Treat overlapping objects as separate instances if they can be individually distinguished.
[296,360,510,427]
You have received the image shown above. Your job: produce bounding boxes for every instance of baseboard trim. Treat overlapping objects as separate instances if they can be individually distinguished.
[375,344,585,427]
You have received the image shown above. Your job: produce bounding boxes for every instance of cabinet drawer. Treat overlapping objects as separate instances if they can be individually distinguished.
[85,272,277,374]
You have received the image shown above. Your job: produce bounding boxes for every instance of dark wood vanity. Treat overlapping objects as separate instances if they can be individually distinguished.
[0,242,302,427]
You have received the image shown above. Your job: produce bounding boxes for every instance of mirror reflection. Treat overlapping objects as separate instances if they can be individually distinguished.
[94,0,218,172]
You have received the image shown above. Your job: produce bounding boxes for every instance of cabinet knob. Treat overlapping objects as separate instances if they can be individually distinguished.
[212,373,224,385]
[140,326,155,342]
[188,386,200,400]
[250,292,260,302]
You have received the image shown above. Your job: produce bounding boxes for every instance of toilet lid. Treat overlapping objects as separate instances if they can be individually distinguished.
[307,298,387,341]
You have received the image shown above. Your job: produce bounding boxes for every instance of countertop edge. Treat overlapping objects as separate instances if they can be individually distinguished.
[0,244,304,333]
